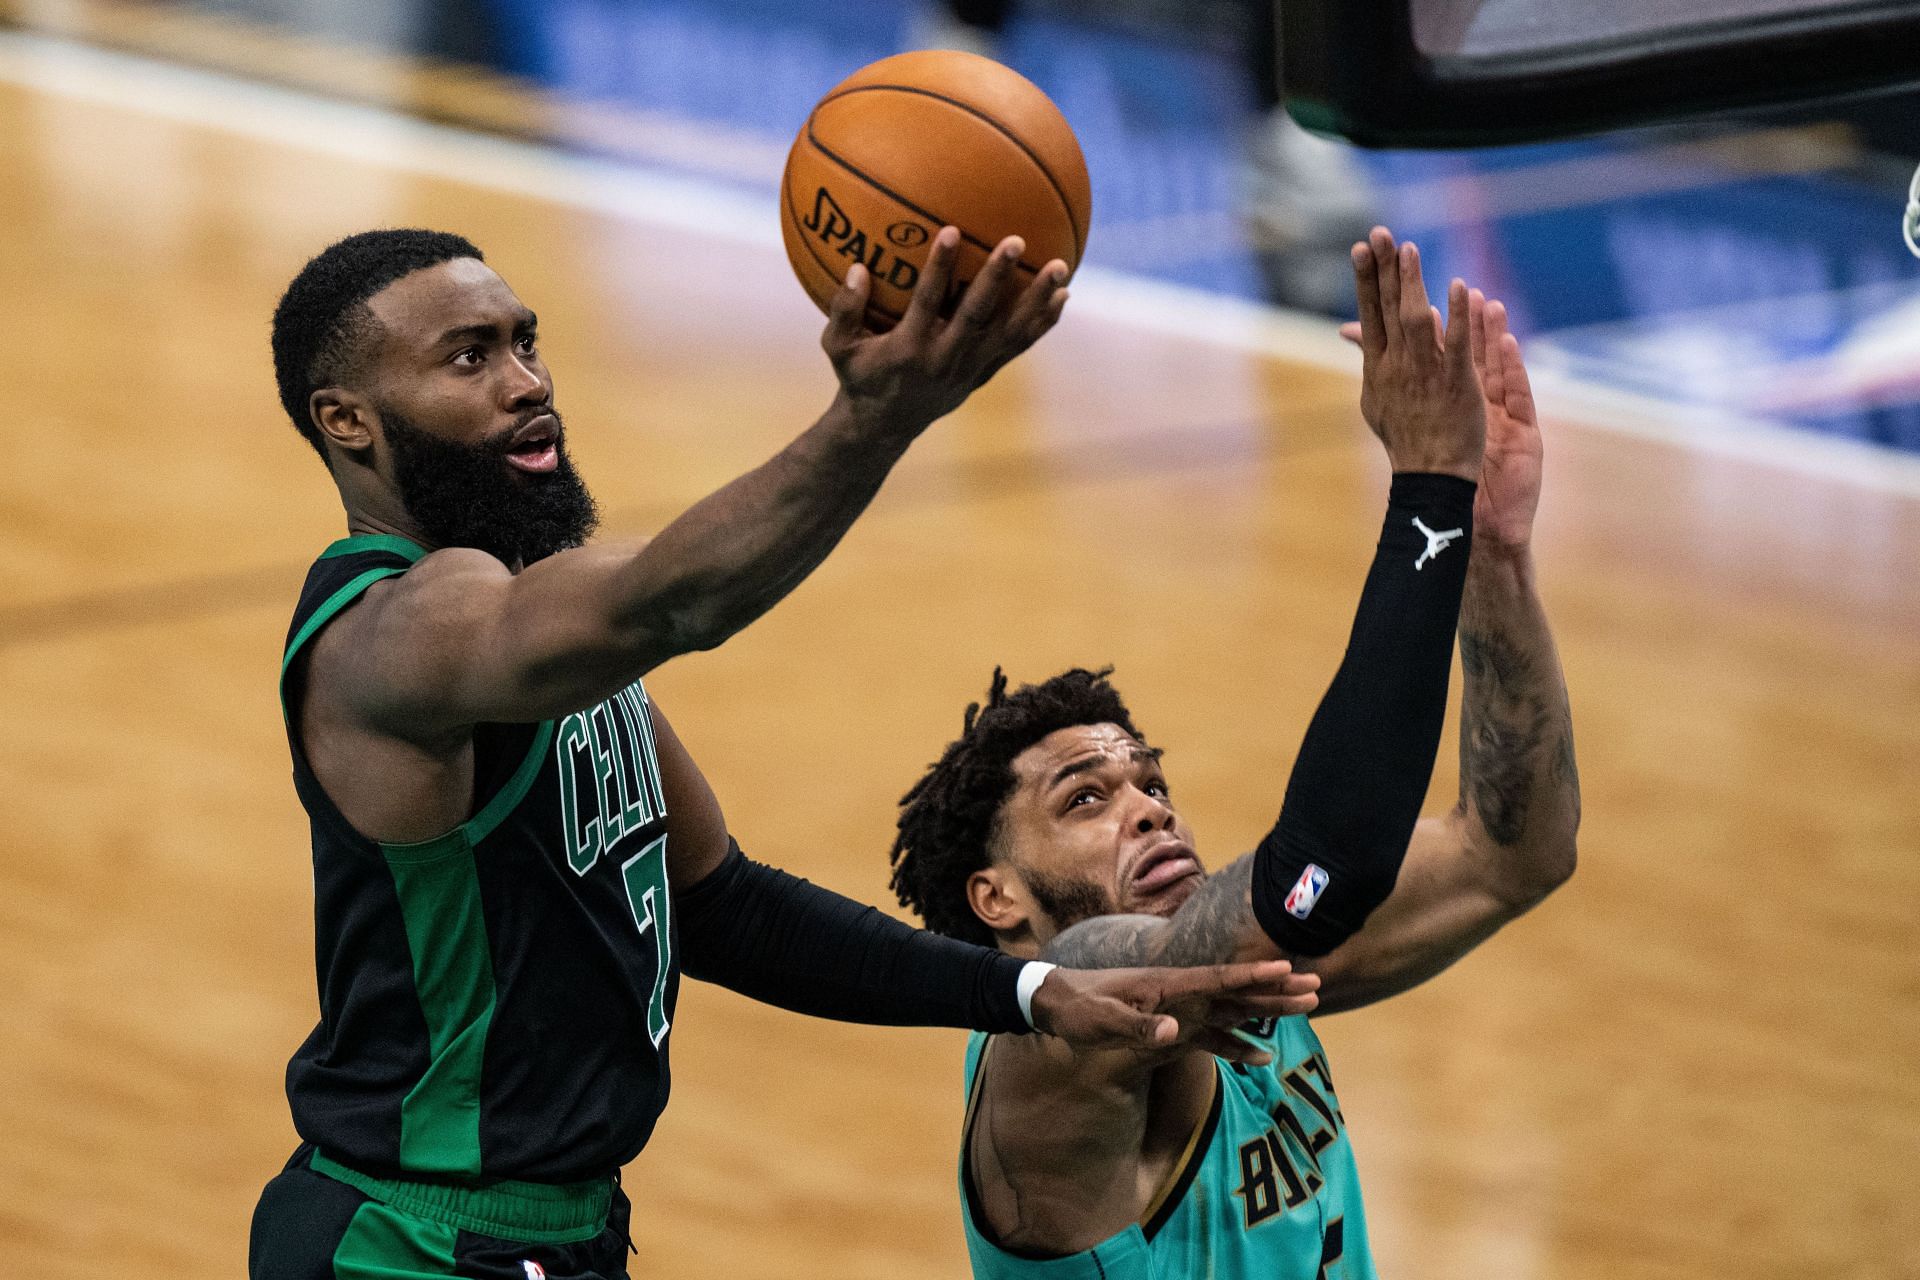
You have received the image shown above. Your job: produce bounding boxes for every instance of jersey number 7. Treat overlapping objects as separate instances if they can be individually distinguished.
[620,835,673,1047]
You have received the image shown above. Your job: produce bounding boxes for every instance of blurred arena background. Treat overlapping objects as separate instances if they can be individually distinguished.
[0,1,1915,1277]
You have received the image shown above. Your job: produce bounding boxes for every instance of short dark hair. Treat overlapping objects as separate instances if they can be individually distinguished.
[270,229,483,459]
[890,667,1148,946]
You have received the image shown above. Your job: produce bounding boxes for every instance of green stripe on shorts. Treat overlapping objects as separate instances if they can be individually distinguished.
[331,1199,460,1278]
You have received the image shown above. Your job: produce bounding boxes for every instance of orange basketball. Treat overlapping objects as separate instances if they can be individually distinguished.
[781,50,1091,328]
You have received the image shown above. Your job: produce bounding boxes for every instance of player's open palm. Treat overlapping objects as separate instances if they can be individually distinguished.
[1468,289,1543,552]
[1349,226,1485,481]
[822,225,1069,433]
[1028,960,1319,1065]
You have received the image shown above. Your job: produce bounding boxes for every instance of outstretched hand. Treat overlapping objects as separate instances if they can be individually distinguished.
[1347,286,1545,549]
[1345,226,1484,481]
[1466,289,1543,553]
[822,226,1069,437]
[1027,960,1320,1066]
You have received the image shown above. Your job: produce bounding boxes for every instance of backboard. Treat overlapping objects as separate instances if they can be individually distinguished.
[1282,0,1920,146]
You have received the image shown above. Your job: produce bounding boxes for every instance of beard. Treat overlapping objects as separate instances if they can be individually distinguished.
[380,405,599,567]
[1023,866,1116,934]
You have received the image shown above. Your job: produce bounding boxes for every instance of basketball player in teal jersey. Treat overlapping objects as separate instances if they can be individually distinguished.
[249,227,1322,1279]
[889,229,1582,1279]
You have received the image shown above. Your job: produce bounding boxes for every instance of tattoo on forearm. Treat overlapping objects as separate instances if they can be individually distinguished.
[1466,700,1551,845]
[1459,628,1532,689]
[1458,625,1554,847]
[1158,855,1257,968]
[1552,711,1582,825]
[1043,856,1258,971]
[1042,915,1162,970]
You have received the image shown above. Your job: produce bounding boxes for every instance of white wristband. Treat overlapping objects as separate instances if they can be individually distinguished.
[1016,961,1058,1031]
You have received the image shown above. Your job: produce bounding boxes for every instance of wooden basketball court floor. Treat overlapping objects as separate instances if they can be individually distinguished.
[0,28,1916,1280]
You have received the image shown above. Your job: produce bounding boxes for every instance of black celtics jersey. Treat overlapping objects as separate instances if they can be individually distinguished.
[280,535,678,1183]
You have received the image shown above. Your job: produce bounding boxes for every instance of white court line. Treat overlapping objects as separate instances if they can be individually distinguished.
[6,29,1920,499]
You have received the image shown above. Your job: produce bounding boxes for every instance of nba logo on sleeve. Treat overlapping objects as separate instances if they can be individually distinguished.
[1284,865,1330,919]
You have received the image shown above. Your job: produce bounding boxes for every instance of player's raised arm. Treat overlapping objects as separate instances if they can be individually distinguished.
[317,229,1068,738]
[1048,284,1580,1016]
[1302,292,1579,1014]
[1043,227,1486,977]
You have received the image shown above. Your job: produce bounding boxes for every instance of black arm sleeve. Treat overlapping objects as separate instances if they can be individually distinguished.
[1251,472,1476,955]
[675,841,1033,1033]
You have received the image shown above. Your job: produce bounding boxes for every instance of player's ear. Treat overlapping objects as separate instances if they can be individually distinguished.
[312,388,376,460]
[966,865,1033,939]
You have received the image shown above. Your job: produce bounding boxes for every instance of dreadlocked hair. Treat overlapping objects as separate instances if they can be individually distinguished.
[890,666,1148,946]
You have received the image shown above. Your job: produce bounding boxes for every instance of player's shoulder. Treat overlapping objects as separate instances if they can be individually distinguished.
[297,536,504,619]
[1219,1014,1322,1088]
[296,545,510,723]
[1266,1012,1325,1058]
[338,545,511,637]
[387,544,510,588]
[1235,1014,1289,1050]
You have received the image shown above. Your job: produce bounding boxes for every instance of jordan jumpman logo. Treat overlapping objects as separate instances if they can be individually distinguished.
[1412,517,1464,570]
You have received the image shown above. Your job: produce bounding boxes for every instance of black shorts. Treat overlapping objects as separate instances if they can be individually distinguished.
[249,1146,633,1280]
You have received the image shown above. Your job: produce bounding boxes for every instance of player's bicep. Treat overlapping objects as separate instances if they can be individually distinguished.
[296,560,489,745]
[332,550,526,733]
[349,542,674,733]
[1301,812,1519,1015]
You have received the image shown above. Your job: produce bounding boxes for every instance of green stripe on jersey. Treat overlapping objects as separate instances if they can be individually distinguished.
[320,534,427,563]
[330,1199,460,1278]
[377,723,553,1176]
[384,828,497,1177]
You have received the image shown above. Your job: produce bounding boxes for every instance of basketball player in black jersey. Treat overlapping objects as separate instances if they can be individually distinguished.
[248,228,1320,1279]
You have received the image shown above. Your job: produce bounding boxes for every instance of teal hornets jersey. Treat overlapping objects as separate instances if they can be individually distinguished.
[959,1017,1374,1280]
